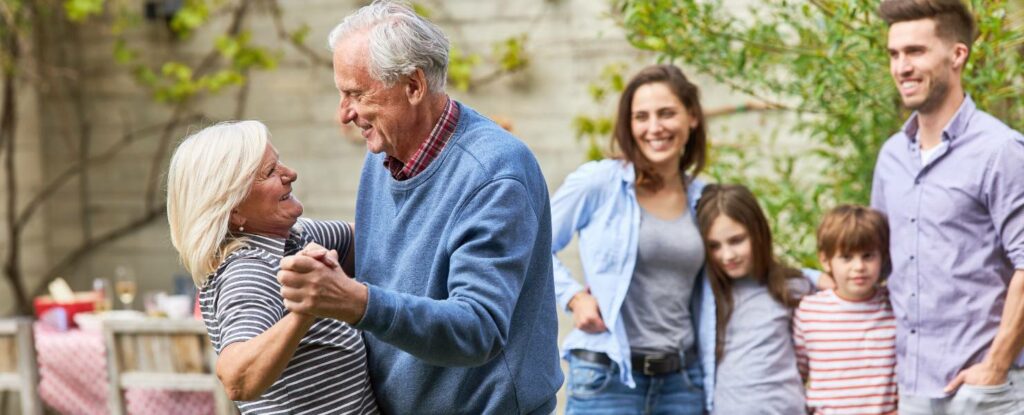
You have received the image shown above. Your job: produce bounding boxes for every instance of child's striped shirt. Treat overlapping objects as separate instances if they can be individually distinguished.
[793,288,897,414]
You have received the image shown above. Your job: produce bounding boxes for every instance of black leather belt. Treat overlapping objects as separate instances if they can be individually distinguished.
[631,353,681,376]
[570,349,687,376]
[570,349,612,366]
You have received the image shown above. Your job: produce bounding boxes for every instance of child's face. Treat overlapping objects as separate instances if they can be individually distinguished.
[821,249,882,300]
[707,214,753,279]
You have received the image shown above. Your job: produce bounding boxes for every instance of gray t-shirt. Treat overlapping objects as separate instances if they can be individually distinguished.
[620,206,705,355]
[712,276,812,414]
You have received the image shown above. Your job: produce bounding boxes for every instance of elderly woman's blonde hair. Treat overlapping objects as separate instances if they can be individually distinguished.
[167,120,269,285]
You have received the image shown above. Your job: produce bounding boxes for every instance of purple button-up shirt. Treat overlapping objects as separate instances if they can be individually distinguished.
[870,95,1024,397]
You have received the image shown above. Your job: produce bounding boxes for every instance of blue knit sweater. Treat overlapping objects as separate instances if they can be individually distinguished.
[353,102,563,414]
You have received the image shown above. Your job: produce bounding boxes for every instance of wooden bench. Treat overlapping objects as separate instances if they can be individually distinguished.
[103,318,235,415]
[0,318,42,415]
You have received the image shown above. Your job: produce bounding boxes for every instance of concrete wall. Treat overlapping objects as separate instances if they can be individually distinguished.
[23,0,658,299]
[10,0,789,411]
[0,78,48,317]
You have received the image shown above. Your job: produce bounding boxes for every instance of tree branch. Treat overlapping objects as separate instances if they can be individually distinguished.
[30,205,168,298]
[143,102,189,211]
[15,114,206,230]
[234,69,250,119]
[266,0,329,65]
[705,100,787,118]
[267,0,332,68]
[1,7,29,314]
[144,2,250,210]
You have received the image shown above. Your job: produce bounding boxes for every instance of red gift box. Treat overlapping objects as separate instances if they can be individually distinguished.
[34,293,97,330]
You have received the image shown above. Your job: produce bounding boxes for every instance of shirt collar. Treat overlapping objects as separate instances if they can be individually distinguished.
[235,223,307,260]
[382,97,459,180]
[902,94,976,144]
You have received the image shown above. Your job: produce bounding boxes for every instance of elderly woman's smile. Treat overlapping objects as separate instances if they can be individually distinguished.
[231,143,303,238]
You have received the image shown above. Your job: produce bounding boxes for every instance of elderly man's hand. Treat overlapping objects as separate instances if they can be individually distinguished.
[278,243,368,324]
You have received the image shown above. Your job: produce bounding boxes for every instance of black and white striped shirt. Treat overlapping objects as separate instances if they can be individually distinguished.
[199,218,378,415]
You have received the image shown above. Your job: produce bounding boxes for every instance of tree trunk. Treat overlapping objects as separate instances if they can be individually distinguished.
[1,22,31,316]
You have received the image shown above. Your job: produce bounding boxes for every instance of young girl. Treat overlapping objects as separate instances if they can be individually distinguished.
[695,184,813,414]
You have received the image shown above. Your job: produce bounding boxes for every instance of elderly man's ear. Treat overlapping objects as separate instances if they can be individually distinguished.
[404,68,429,105]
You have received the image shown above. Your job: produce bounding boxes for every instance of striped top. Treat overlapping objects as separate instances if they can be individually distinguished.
[199,218,378,415]
[793,288,897,414]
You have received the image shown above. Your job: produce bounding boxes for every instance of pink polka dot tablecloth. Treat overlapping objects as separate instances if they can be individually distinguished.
[33,323,217,415]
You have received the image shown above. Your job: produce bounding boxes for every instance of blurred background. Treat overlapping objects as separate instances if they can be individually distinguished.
[2,0,1024,412]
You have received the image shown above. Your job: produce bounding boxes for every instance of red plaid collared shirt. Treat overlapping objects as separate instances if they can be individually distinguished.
[383,98,460,181]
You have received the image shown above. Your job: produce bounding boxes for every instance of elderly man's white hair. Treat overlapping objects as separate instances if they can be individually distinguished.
[166,120,269,285]
[327,0,449,93]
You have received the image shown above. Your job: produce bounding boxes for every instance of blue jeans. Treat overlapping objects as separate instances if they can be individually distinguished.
[565,353,705,415]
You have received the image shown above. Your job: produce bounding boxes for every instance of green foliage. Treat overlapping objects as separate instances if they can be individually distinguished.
[446,35,532,92]
[73,1,282,104]
[216,32,280,72]
[615,0,1024,266]
[494,35,529,72]
[169,0,212,38]
[409,3,531,92]
[289,23,311,46]
[573,62,628,162]
[410,2,434,19]
[448,46,482,92]
[63,0,104,22]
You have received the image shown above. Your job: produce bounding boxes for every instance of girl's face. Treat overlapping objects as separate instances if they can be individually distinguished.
[629,82,698,172]
[706,214,754,279]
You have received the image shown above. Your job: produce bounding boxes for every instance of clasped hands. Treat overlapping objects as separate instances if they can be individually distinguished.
[277,242,368,324]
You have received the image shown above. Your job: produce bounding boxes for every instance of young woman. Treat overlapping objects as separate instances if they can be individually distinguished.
[695,184,813,414]
[551,64,713,414]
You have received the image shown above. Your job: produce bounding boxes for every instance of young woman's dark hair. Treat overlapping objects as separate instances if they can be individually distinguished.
[613,64,707,192]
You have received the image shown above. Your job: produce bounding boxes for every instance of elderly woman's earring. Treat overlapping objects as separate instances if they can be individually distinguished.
[238,225,244,232]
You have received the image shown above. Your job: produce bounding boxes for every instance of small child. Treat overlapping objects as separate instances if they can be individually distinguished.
[794,205,897,414]
[696,184,813,414]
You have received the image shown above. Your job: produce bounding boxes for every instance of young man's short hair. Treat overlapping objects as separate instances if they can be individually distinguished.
[878,0,976,54]
[817,205,892,280]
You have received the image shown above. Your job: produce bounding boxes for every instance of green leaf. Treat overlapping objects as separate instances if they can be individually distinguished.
[113,38,136,64]
[64,0,104,22]
[290,24,311,45]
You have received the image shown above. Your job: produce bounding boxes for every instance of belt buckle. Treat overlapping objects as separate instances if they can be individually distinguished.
[642,355,657,376]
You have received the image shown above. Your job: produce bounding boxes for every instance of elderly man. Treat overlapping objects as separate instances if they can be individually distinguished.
[276,1,562,414]
[870,0,1024,413]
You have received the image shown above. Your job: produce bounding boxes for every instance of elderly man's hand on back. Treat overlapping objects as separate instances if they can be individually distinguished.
[278,242,368,324]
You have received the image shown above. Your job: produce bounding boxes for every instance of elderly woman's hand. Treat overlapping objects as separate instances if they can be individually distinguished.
[298,242,341,269]
[278,246,368,324]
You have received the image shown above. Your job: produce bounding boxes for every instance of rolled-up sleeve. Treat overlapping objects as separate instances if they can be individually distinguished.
[985,135,1024,269]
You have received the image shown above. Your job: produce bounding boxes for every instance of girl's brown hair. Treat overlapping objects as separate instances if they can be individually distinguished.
[696,184,804,362]
[612,64,707,192]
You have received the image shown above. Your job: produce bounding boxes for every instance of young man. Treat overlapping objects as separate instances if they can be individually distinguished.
[871,0,1024,413]
[275,1,563,413]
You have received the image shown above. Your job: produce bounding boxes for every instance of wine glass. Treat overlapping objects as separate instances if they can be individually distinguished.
[92,278,113,312]
[114,266,137,310]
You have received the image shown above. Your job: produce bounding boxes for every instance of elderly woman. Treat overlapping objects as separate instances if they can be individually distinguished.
[166,120,378,414]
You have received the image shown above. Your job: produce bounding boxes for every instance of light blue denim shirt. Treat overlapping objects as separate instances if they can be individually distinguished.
[551,159,717,411]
